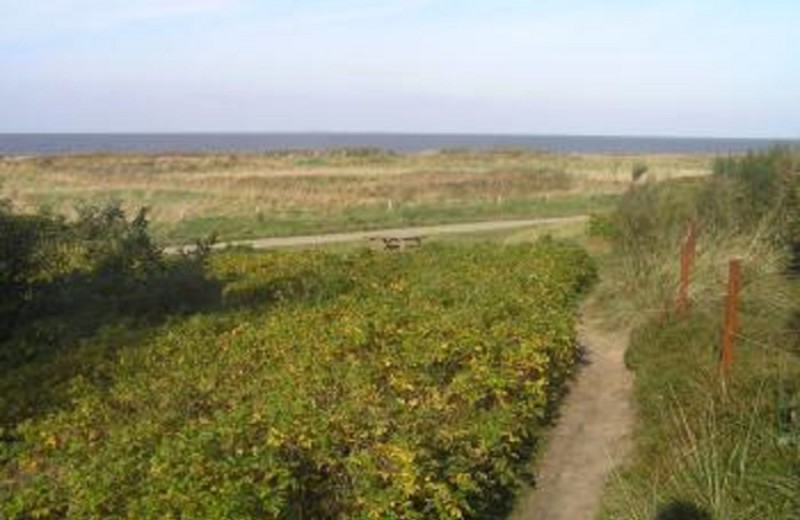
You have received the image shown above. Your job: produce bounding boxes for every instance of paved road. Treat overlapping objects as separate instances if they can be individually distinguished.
[169,215,589,253]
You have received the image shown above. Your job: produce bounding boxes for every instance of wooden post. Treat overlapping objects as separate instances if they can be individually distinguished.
[676,220,698,315]
[720,259,742,370]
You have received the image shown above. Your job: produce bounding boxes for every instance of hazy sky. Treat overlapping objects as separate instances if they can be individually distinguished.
[1,0,798,136]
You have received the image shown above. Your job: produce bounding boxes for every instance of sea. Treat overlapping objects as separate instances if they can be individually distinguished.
[0,133,797,156]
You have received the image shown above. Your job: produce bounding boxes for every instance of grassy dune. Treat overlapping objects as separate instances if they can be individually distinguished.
[595,148,800,519]
[0,150,712,243]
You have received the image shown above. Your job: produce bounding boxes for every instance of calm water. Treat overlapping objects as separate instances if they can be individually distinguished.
[0,133,797,155]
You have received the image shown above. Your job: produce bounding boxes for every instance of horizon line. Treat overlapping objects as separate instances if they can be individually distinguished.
[1,131,799,141]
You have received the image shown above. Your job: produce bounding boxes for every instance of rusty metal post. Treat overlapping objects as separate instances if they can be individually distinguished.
[720,259,742,370]
[676,220,698,315]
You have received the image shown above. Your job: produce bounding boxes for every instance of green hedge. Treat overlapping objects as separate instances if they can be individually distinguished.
[2,241,595,520]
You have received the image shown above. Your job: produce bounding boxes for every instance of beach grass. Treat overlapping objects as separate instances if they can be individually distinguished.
[0,149,713,244]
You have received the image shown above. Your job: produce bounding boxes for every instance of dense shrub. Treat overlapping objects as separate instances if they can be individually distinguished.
[1,241,595,520]
[70,204,162,280]
[1,202,163,337]
[0,202,62,338]
[0,202,220,421]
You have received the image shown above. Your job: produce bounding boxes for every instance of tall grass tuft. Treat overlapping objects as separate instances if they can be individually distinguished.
[597,148,800,519]
[596,147,799,327]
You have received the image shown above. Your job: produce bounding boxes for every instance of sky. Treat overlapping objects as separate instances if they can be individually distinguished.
[1,0,798,137]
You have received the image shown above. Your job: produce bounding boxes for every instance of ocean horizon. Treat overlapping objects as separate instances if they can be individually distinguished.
[1,132,798,156]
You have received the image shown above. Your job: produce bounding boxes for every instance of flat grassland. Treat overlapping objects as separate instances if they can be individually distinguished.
[0,150,712,243]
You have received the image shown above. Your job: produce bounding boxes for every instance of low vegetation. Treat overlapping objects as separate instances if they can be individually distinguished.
[0,197,596,519]
[596,148,800,519]
[3,146,793,519]
[0,150,711,244]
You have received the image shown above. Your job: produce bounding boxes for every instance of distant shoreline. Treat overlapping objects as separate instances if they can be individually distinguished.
[1,133,797,156]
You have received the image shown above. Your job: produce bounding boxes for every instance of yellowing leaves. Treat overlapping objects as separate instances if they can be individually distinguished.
[2,241,596,520]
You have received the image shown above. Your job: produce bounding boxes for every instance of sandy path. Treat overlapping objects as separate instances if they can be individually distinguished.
[510,316,633,520]
[167,215,588,252]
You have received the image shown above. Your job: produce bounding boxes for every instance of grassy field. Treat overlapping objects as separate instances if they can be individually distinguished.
[0,149,712,244]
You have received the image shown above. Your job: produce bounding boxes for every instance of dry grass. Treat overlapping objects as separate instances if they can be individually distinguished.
[0,150,713,242]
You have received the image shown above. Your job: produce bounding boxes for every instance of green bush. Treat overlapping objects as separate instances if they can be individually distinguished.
[0,202,65,338]
[1,241,595,520]
[70,203,162,280]
[0,202,221,424]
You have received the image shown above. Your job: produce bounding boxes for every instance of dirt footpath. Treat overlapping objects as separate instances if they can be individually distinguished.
[166,216,589,253]
[510,317,634,520]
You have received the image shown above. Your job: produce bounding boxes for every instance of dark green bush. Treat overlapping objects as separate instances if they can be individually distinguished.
[0,202,65,338]
[1,202,220,372]
[71,203,162,280]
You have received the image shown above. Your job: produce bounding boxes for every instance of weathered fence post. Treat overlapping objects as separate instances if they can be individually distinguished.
[676,220,698,315]
[720,258,742,370]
